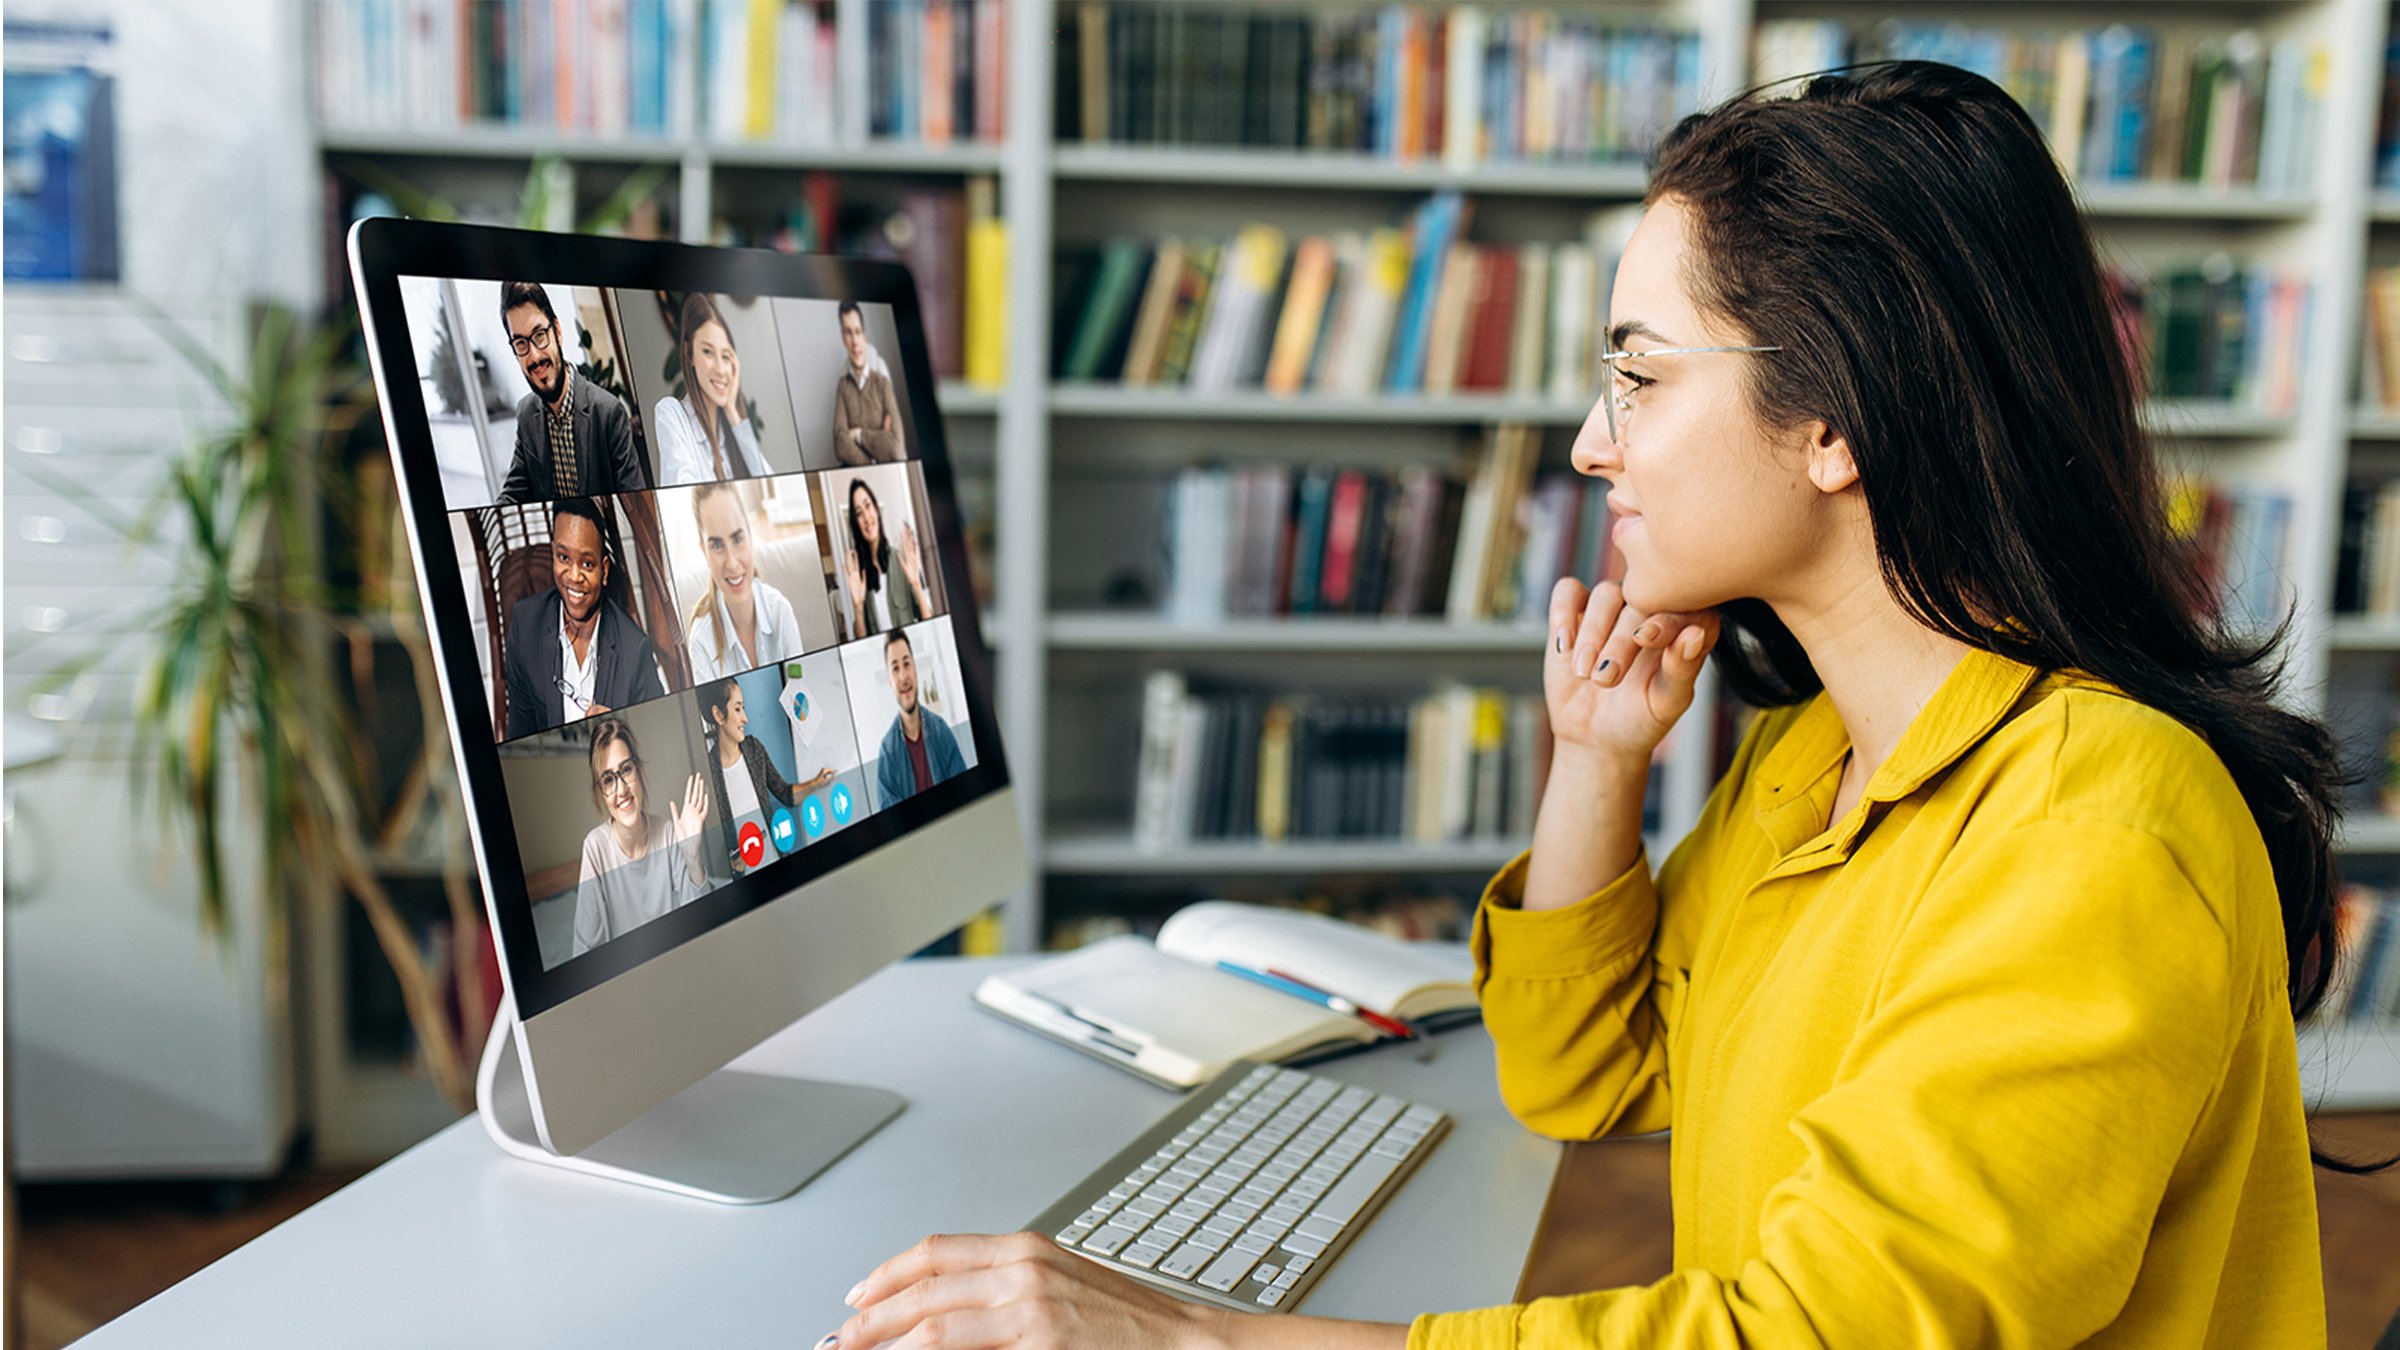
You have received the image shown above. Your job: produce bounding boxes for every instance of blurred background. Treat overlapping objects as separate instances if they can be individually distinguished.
[4,0,2399,1344]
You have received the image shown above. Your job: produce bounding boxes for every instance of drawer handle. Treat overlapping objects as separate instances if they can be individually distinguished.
[22,606,67,633]
[9,336,59,364]
[21,517,66,545]
[14,428,61,455]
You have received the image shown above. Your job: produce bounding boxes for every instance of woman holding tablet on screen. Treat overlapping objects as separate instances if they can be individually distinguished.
[655,293,770,485]
[685,482,804,682]
[569,719,711,959]
[822,62,2379,1350]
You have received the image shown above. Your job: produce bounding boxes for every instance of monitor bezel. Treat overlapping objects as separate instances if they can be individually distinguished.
[348,217,1010,1022]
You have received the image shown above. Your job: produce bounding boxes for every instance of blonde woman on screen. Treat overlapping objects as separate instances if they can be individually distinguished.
[568,718,711,959]
[684,482,804,682]
[656,293,770,485]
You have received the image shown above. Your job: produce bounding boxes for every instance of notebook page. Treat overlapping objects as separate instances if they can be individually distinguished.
[1155,902,1475,1019]
[1006,936,1357,1063]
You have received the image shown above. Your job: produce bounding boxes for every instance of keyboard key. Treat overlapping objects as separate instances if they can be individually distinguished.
[1279,1232,1329,1258]
[1159,1242,1214,1281]
[1273,1268,1302,1289]
[1150,1214,1198,1239]
[1284,1255,1314,1275]
[1295,1213,1346,1243]
[1258,1287,1287,1307]
[1311,1153,1403,1225]
[1082,1225,1142,1257]
[1057,1223,1094,1245]
[1197,1248,1261,1292]
[1190,1229,1230,1253]
[1122,1243,1171,1270]
[1231,1231,1275,1256]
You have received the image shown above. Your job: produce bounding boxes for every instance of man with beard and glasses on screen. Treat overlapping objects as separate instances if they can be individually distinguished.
[495,280,649,504]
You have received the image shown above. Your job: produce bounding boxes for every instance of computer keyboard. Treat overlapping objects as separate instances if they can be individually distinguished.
[1026,1061,1450,1314]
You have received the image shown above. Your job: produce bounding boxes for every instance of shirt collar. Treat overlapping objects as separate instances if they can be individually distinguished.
[1752,645,2044,856]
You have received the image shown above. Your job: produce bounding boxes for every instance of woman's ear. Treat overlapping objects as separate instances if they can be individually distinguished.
[1806,422,1859,495]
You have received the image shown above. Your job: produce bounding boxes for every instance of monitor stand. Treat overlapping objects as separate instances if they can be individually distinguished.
[475,996,906,1205]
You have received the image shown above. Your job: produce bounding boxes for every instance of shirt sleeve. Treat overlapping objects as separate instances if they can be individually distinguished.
[569,839,609,957]
[498,414,542,506]
[859,375,902,460]
[1410,817,2238,1350]
[601,389,646,491]
[1474,847,1675,1141]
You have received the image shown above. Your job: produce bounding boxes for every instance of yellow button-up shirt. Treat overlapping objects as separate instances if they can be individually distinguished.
[1410,648,2324,1348]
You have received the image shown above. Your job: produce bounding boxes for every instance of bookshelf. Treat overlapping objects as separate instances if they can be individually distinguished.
[306,0,2400,1117]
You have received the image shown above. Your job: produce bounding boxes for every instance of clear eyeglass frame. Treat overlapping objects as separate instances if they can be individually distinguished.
[1596,344,1783,444]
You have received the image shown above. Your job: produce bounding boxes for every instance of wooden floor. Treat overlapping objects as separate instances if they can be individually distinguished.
[15,1116,2400,1347]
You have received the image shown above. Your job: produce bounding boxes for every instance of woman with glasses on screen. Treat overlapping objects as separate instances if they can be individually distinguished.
[568,718,711,959]
[656,292,771,486]
[839,477,931,637]
[823,62,2380,1350]
[685,482,805,683]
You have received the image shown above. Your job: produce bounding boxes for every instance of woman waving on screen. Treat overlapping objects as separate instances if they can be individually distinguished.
[825,62,2383,1350]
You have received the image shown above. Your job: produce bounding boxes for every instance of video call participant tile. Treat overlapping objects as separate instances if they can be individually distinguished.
[397,277,654,511]
[452,492,692,743]
[497,699,716,971]
[618,289,809,487]
[656,478,843,685]
[821,461,949,645]
[838,616,979,815]
[771,297,921,470]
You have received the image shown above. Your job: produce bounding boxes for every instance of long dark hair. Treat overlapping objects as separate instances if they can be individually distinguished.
[1651,62,2384,1173]
[677,292,744,475]
[848,478,887,595]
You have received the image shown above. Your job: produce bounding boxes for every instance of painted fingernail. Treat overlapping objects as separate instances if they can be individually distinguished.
[1592,659,1613,681]
[844,1281,866,1306]
[1553,628,1565,655]
[815,1336,840,1349]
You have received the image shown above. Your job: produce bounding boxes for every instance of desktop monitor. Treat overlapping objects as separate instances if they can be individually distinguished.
[347,218,1024,1202]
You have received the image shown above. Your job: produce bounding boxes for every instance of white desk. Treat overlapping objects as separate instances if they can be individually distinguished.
[84,956,1562,1348]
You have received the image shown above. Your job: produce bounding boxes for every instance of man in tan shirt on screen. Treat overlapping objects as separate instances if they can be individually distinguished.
[833,299,904,465]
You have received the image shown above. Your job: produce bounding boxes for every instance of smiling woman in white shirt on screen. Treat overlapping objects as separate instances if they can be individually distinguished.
[684,481,803,682]
[656,292,770,485]
[568,717,711,959]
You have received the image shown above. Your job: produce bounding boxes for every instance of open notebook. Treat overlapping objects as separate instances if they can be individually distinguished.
[972,901,1479,1089]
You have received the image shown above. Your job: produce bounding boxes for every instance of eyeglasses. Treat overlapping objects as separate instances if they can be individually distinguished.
[509,323,557,358]
[594,756,643,796]
[555,676,593,716]
[1596,344,1783,445]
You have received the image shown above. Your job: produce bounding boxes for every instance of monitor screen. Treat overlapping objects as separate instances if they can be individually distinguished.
[352,226,1007,1021]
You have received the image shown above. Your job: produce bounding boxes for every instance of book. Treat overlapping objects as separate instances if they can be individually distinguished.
[973,902,1480,1090]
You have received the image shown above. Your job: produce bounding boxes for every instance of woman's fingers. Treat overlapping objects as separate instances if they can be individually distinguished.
[835,1263,1038,1350]
[1568,582,1626,679]
[1590,608,1704,689]
[846,1232,1051,1315]
[1546,577,1590,663]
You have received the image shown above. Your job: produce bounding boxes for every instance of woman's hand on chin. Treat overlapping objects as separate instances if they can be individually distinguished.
[1545,577,1720,766]
[823,1233,1233,1350]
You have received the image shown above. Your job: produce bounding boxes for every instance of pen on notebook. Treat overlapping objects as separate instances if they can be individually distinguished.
[1019,991,1144,1057]
[1215,961,1418,1040]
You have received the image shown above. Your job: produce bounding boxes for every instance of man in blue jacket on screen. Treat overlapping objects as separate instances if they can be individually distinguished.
[875,627,965,808]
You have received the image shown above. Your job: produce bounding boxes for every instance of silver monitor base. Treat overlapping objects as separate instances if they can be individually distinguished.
[476,997,906,1204]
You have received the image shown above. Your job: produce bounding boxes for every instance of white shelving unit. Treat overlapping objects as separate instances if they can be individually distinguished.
[309,0,2400,1113]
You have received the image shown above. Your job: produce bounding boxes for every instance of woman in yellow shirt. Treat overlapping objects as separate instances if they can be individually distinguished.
[823,61,2386,1350]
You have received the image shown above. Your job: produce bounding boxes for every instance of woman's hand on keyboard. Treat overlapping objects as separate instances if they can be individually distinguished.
[822,1232,1228,1349]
